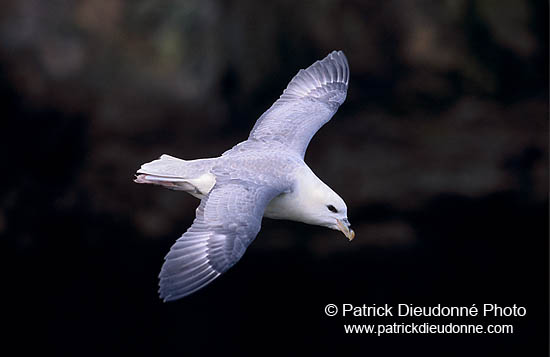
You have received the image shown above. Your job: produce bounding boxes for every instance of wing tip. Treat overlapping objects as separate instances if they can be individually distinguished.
[158,270,221,302]
[280,50,349,101]
[324,50,349,85]
[157,229,224,302]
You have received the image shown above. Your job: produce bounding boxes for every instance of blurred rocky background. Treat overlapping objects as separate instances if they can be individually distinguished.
[1,0,548,355]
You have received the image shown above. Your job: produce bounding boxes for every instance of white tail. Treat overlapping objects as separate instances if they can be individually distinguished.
[135,154,217,199]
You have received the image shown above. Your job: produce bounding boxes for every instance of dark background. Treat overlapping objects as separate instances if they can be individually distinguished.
[1,0,548,355]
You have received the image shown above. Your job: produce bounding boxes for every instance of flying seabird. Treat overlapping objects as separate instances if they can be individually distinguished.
[135,50,354,301]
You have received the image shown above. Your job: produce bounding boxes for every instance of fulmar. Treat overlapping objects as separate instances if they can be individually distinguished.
[135,50,354,301]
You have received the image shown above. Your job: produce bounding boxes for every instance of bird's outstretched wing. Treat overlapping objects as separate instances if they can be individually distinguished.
[158,179,282,301]
[248,50,349,158]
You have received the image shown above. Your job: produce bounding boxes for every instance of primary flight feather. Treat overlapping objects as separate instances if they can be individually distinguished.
[135,50,354,301]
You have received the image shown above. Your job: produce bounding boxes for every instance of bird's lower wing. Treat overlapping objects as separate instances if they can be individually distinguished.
[158,180,282,301]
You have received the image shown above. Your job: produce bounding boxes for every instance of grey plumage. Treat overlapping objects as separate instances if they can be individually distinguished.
[136,50,351,301]
[249,50,349,158]
[158,179,281,301]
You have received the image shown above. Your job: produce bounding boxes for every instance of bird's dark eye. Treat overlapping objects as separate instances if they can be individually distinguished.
[327,205,338,213]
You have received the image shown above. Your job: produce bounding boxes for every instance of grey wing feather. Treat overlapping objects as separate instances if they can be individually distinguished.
[158,180,282,301]
[248,50,349,158]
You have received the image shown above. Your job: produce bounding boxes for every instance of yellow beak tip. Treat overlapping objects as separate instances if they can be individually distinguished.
[337,219,355,241]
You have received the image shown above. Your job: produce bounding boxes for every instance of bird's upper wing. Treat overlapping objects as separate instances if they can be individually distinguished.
[248,50,349,158]
[158,179,282,301]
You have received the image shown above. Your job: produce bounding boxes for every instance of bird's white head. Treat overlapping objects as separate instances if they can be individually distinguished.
[284,168,355,241]
[306,182,355,241]
[264,166,355,241]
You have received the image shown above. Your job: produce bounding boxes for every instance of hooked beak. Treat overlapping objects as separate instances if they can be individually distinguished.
[336,218,355,241]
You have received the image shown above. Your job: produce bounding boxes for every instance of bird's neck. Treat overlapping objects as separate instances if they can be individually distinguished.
[263,165,328,225]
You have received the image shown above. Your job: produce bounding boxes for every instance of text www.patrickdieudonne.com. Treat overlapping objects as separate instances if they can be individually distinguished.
[324,303,526,336]
[343,322,513,335]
